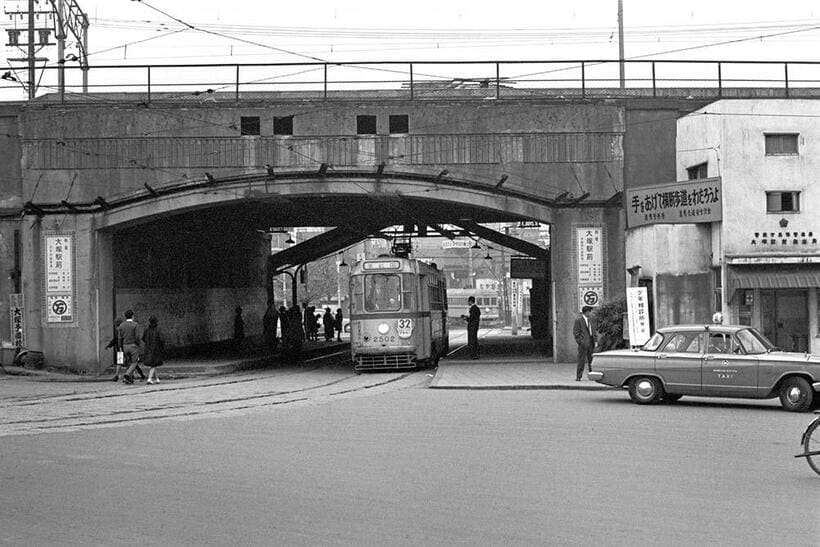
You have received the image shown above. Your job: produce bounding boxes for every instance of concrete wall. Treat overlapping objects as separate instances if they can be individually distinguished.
[0,95,702,370]
[18,100,625,205]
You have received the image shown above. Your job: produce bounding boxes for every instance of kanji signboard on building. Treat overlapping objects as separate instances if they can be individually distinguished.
[9,293,25,348]
[577,226,603,308]
[626,287,651,346]
[44,233,75,324]
[626,177,722,228]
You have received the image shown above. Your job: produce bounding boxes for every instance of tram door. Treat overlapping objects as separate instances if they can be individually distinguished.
[761,289,808,352]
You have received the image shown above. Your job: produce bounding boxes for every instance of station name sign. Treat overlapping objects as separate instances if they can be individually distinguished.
[626,177,722,229]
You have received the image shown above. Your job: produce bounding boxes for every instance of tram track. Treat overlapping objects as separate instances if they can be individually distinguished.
[0,351,429,437]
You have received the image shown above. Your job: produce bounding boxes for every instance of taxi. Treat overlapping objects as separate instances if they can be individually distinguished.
[588,324,820,412]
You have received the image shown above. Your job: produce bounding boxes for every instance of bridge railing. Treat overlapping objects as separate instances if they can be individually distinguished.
[3,59,820,102]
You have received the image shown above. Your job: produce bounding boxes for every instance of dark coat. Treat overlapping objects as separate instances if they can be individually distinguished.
[573,315,597,349]
[141,325,165,367]
[466,303,481,333]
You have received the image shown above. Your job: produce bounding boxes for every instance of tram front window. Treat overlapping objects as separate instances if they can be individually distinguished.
[365,274,401,311]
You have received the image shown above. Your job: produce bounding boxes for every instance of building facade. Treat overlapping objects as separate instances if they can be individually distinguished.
[627,99,820,353]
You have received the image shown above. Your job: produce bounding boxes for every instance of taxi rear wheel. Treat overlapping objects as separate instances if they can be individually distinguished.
[779,377,813,412]
[628,376,663,405]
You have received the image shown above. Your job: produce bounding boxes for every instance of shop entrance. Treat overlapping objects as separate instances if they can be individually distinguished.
[760,289,808,352]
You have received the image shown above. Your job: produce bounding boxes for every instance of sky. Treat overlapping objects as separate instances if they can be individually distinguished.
[2,0,820,97]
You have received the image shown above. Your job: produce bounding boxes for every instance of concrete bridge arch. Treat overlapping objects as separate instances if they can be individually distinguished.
[18,166,620,372]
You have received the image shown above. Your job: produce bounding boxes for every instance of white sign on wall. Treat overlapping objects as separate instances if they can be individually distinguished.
[626,287,651,346]
[9,293,25,348]
[577,226,603,308]
[44,233,75,324]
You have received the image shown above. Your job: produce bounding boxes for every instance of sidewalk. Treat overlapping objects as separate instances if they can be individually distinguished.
[430,359,608,390]
[0,331,612,390]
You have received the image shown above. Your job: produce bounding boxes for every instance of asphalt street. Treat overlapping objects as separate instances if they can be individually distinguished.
[1,366,818,546]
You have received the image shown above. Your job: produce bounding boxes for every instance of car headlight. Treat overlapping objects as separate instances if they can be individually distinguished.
[377,323,390,335]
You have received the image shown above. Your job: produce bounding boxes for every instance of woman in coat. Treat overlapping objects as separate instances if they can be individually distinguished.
[141,315,165,385]
[323,307,334,342]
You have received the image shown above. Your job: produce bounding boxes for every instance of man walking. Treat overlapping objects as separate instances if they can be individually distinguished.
[118,309,142,384]
[461,296,481,360]
[573,305,597,381]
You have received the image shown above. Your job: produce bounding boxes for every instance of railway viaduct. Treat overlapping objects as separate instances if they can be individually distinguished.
[0,83,717,370]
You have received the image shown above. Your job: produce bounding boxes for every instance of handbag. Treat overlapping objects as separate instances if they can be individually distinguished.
[116,351,124,365]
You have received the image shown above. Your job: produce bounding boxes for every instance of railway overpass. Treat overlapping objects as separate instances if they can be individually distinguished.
[3,59,816,371]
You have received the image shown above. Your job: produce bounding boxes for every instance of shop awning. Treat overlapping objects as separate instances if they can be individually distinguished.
[728,265,820,291]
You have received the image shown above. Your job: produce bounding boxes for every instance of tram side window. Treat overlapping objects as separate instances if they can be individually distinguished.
[365,274,401,311]
[402,274,416,310]
[428,278,444,310]
[350,276,364,313]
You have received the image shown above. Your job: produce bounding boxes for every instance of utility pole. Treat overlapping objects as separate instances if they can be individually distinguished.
[618,0,625,88]
[3,0,88,98]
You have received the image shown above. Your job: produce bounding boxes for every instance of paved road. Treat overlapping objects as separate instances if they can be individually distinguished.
[1,370,817,546]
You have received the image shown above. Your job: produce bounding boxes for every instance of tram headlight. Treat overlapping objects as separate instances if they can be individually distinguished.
[377,322,390,335]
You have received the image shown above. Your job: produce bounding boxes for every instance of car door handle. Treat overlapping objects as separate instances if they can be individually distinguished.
[657,353,667,359]
[704,355,715,360]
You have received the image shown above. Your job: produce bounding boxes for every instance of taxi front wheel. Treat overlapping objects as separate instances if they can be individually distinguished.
[628,376,663,405]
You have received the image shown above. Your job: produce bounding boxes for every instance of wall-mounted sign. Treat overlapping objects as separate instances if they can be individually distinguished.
[626,287,651,346]
[577,226,603,308]
[626,177,722,228]
[441,239,473,249]
[510,257,546,279]
[44,233,75,324]
[9,293,25,348]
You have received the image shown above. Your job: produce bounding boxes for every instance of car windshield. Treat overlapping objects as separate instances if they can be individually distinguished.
[736,328,776,355]
[643,332,664,351]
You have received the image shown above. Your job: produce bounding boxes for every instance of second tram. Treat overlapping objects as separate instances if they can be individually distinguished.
[348,256,448,372]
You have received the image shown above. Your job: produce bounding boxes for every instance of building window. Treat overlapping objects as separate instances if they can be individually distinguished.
[273,116,293,136]
[686,162,708,180]
[240,116,260,136]
[389,114,409,134]
[766,191,800,213]
[357,115,377,135]
[737,289,753,326]
[765,133,798,155]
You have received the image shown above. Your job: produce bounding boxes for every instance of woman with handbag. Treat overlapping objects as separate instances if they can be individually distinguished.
[141,315,165,385]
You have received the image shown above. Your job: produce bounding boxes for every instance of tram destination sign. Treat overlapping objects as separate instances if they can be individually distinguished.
[626,177,722,228]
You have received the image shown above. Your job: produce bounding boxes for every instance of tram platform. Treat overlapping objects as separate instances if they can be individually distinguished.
[1,328,608,390]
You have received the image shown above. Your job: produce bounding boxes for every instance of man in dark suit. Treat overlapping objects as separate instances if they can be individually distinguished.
[573,305,597,381]
[461,296,481,360]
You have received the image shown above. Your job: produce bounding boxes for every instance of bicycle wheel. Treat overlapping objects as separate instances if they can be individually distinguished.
[804,418,820,476]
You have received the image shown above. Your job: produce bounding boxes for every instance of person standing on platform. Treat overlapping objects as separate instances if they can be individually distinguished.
[322,307,334,342]
[263,302,279,352]
[118,309,143,384]
[141,315,165,385]
[334,308,344,341]
[233,306,245,351]
[461,296,481,360]
[573,305,597,381]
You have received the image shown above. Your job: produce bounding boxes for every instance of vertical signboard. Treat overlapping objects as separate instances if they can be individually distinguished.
[44,233,75,324]
[577,227,603,309]
[626,287,651,346]
[9,293,25,348]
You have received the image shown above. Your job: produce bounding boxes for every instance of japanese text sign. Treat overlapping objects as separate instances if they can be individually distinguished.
[626,287,651,346]
[626,177,722,228]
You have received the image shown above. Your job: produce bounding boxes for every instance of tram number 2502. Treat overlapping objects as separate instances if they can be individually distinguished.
[373,335,396,343]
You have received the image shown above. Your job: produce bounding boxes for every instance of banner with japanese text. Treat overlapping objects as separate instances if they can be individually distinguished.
[626,177,722,228]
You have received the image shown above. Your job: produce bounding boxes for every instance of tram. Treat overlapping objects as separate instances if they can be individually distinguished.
[348,256,448,372]
[447,288,502,326]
